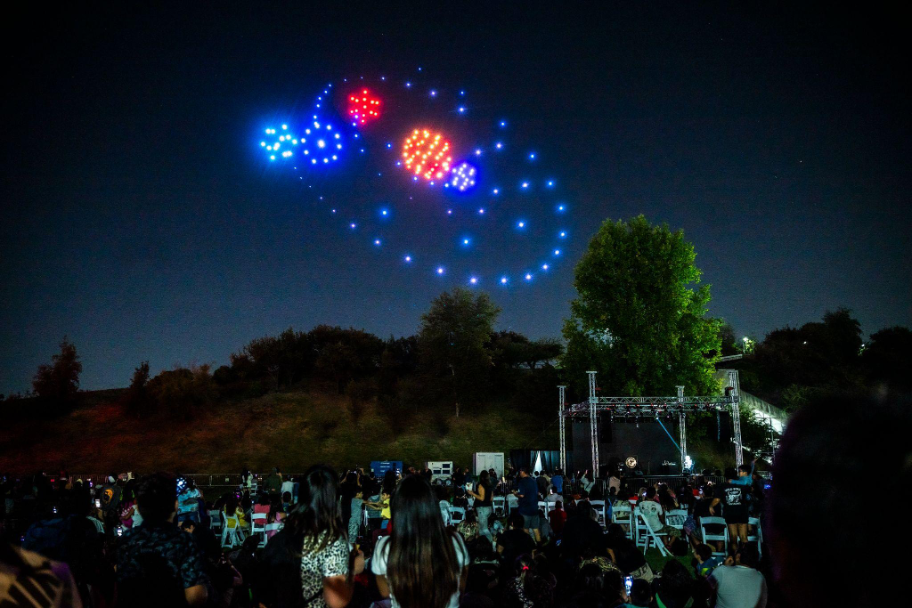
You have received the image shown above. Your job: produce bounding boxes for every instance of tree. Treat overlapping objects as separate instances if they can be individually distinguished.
[743,308,865,408]
[717,322,741,357]
[123,361,152,418]
[861,326,912,393]
[418,288,502,415]
[562,216,721,396]
[521,338,564,370]
[147,364,216,420]
[32,336,83,412]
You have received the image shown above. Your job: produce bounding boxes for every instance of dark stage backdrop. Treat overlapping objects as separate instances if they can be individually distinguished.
[510,449,561,474]
[569,417,681,475]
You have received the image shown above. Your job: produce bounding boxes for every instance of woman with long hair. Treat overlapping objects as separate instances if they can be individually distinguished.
[372,474,469,608]
[256,464,364,608]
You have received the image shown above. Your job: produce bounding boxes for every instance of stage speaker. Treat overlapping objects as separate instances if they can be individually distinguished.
[717,411,733,445]
[599,414,612,443]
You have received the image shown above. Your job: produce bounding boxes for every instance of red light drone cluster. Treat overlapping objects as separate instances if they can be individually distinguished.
[402,128,452,181]
[348,89,381,126]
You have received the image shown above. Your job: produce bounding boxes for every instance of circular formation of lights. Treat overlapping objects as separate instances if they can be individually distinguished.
[402,129,452,181]
[449,161,477,192]
[256,71,573,286]
[348,88,381,126]
[261,118,342,164]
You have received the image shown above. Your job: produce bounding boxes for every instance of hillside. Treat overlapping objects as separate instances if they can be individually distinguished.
[0,388,542,475]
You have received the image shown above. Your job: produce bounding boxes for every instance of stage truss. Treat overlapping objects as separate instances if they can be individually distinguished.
[558,370,743,475]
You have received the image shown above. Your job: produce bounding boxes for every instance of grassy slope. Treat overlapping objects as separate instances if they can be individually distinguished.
[0,388,539,475]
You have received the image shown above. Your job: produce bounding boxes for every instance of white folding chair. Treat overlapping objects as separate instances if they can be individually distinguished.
[699,516,729,558]
[493,497,505,517]
[250,513,268,548]
[611,503,634,539]
[747,517,763,559]
[209,510,223,532]
[634,508,669,556]
[264,522,282,542]
[449,506,466,523]
[537,501,553,517]
[221,514,246,549]
[589,500,607,528]
[666,509,688,531]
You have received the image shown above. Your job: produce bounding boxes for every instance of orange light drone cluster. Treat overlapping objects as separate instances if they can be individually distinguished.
[348,89,381,125]
[402,129,452,181]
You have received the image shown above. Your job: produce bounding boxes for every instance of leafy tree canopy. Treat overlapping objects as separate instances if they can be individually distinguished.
[418,288,501,409]
[562,215,721,396]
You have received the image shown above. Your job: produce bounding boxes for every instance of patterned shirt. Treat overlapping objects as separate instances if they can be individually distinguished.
[115,521,208,605]
[299,533,350,608]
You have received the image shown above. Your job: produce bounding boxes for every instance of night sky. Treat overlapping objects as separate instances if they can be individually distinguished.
[2,2,909,395]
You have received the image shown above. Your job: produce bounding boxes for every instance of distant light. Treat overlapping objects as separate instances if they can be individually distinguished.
[554,249,561,255]
[447,209,453,215]
[406,81,412,88]
[495,142,503,149]
[521,182,529,189]
[517,221,525,228]
[469,277,478,285]
[350,223,357,229]
[458,106,466,113]
[332,209,336,213]
[525,273,532,281]
[560,231,566,237]
[460,90,466,96]
[475,148,482,156]
[386,142,393,149]
[547,180,554,187]
[437,267,445,275]
[381,209,388,216]
[529,153,536,160]
[557,204,565,212]
[430,89,437,97]
[260,141,266,146]
[270,155,275,160]
[500,277,508,284]
[478,208,485,214]
[374,239,381,246]
[542,264,549,270]
[499,120,507,128]
[317,140,325,148]
[463,238,470,245]
[492,188,499,195]
[281,124,287,129]
[405,255,412,262]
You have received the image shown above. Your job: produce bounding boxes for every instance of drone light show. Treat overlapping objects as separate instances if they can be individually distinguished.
[262,119,342,164]
[348,89,381,126]
[256,68,575,287]
[402,129,452,181]
[449,161,477,192]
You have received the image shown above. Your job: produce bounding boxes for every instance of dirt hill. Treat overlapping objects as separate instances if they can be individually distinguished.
[0,388,540,475]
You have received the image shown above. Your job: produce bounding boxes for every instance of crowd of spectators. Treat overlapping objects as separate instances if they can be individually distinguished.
[1,395,905,607]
